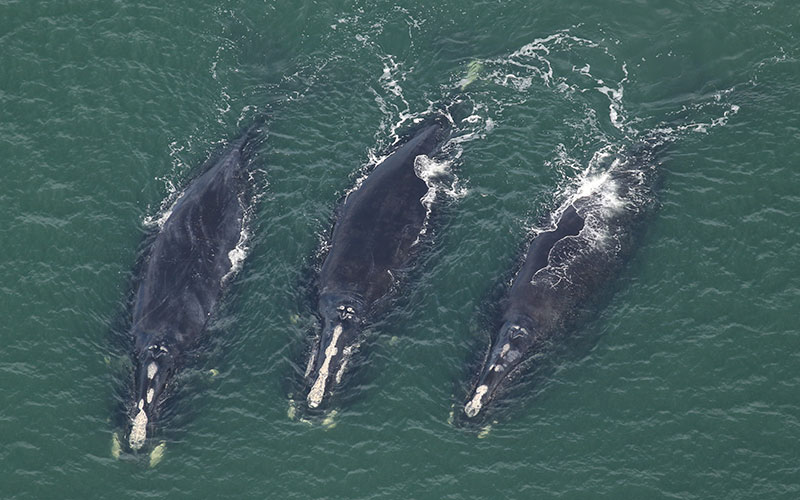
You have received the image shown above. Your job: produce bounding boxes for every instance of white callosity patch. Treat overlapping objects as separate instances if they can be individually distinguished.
[465,384,489,418]
[307,324,343,408]
[147,388,155,404]
[129,399,149,450]
[147,362,158,379]
[335,344,358,385]
[303,347,317,379]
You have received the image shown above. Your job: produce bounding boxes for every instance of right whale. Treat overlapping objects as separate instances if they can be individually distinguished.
[464,140,662,419]
[303,118,451,410]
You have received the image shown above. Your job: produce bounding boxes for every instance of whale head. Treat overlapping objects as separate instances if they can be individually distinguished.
[465,319,538,419]
[128,343,175,450]
[304,296,362,410]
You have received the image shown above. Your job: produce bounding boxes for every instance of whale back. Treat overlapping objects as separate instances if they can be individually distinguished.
[132,139,250,351]
[319,122,447,306]
[505,151,658,335]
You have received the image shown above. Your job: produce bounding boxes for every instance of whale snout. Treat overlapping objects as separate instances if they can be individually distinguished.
[129,401,150,450]
[128,344,174,450]
[464,362,510,419]
[464,322,534,419]
[464,384,489,418]
[306,326,342,409]
[305,312,359,409]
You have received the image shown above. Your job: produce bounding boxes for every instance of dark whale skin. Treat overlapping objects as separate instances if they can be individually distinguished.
[464,144,660,419]
[304,120,449,409]
[126,124,261,450]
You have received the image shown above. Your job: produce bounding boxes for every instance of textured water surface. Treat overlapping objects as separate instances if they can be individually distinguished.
[1,1,799,499]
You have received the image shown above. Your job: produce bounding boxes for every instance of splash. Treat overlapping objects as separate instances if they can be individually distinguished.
[372,53,414,140]
[412,153,468,245]
[143,188,184,230]
[528,140,662,289]
[143,139,190,230]
[221,186,261,285]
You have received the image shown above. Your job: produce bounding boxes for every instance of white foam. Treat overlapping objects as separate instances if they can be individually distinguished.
[595,63,631,133]
[529,144,659,288]
[222,199,250,285]
[661,102,740,138]
[143,139,193,230]
[411,153,467,246]
[143,189,184,230]
[372,53,413,140]
[147,362,158,379]
[489,30,600,89]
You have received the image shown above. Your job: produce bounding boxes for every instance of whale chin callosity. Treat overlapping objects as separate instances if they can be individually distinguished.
[464,142,661,419]
[301,117,451,410]
[122,120,264,451]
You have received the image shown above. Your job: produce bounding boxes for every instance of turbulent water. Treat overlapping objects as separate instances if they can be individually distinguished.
[2,1,799,499]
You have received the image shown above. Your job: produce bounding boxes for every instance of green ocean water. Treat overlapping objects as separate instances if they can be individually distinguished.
[2,0,799,498]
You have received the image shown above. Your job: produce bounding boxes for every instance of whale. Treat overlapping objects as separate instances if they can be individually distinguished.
[303,118,450,409]
[126,122,263,450]
[464,142,660,419]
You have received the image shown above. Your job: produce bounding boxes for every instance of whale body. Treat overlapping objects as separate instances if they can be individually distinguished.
[464,143,660,418]
[304,119,450,409]
[126,123,262,450]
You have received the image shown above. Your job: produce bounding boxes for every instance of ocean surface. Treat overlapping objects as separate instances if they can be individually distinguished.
[2,1,798,498]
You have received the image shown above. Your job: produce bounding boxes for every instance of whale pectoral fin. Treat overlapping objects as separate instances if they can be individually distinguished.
[477,422,495,439]
[111,432,122,459]
[149,442,167,468]
[460,60,484,90]
[322,409,338,430]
